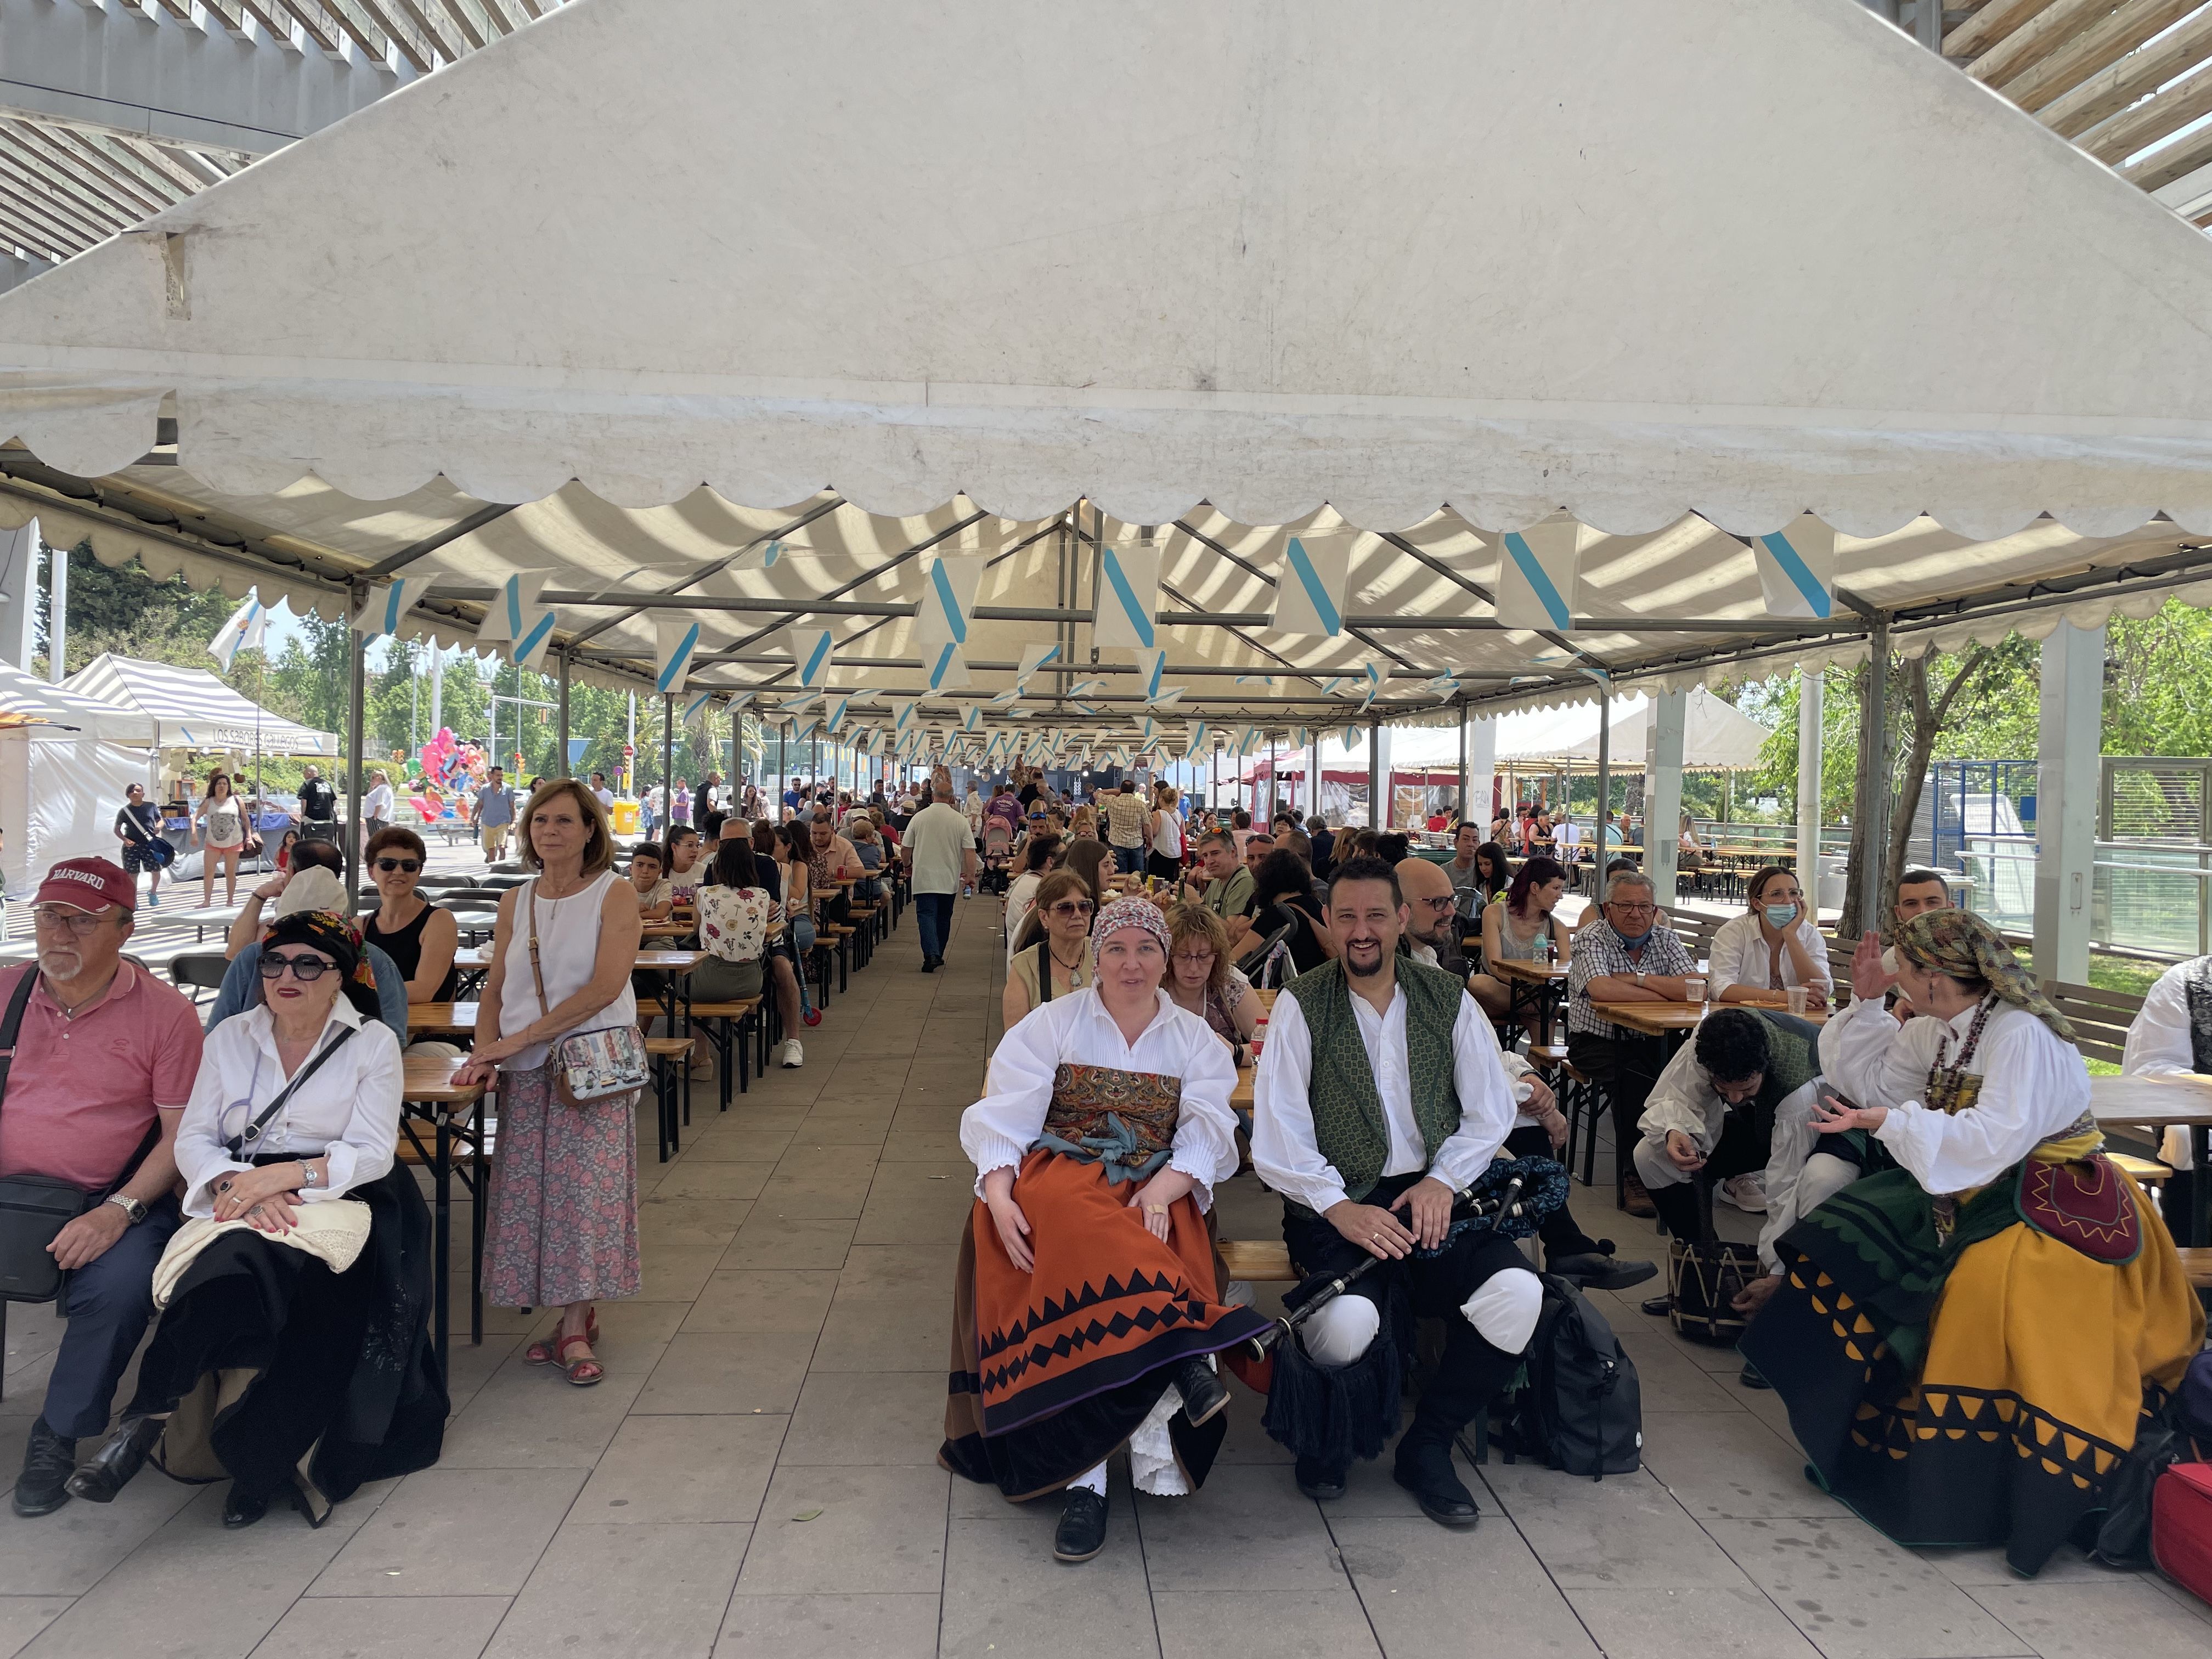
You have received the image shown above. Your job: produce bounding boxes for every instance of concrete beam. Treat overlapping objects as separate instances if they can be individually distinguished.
[0,0,404,159]
[0,247,53,292]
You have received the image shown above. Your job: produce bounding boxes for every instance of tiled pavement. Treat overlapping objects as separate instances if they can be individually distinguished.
[2,890,2209,1658]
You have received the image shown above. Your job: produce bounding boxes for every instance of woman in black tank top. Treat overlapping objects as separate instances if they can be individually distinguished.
[365,827,460,1003]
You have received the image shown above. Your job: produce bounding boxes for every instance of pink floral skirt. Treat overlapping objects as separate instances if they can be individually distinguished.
[481,1062,641,1308]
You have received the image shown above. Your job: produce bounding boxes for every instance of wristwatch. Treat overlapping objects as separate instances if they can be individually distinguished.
[1634,970,1648,986]
[105,1194,148,1226]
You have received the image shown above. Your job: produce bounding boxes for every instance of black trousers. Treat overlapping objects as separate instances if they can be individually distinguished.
[1566,1030,1659,1181]
[1505,1124,1602,1260]
[1282,1172,1529,1443]
[1645,1108,1767,1244]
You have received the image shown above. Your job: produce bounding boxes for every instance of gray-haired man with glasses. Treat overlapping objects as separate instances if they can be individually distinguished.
[4,859,204,1517]
[1566,869,1697,1218]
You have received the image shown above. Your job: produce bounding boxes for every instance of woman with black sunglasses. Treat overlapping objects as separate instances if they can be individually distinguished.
[1001,869,1097,1029]
[364,826,458,1006]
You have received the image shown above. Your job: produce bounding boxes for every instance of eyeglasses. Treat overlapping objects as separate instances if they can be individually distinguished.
[257,951,335,981]
[1172,951,1215,967]
[1046,900,1096,919]
[1607,901,1658,916]
[374,857,422,874]
[1414,895,1458,913]
[31,906,109,936]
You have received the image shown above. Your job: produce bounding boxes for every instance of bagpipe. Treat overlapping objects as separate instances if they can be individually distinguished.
[1252,1153,1566,1465]
[1252,1153,1567,1358]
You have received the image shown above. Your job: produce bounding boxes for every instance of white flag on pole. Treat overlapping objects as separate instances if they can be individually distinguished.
[1272,530,1357,637]
[1751,513,1837,620]
[1494,521,1581,632]
[787,627,836,688]
[475,573,547,644]
[1015,642,1063,684]
[1093,541,1161,650]
[916,555,986,652]
[654,616,702,696]
[352,577,427,641]
[925,643,971,691]
[208,590,267,672]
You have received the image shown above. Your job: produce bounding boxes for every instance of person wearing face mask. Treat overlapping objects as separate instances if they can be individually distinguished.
[1566,869,1698,1217]
[1252,857,1539,1527]
[1742,911,2203,1579]
[1708,867,1831,1012]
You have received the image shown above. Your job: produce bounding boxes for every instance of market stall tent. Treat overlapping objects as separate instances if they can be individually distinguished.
[0,660,156,898]
[64,654,338,759]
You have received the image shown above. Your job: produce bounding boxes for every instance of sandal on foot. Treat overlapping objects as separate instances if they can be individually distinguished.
[557,1333,605,1387]
[526,1313,598,1365]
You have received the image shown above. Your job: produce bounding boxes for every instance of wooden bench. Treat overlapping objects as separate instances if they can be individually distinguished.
[645,1035,694,1160]
[2040,979,2145,1070]
[1218,1239,1295,1282]
[689,996,764,1105]
[2177,1248,2212,1293]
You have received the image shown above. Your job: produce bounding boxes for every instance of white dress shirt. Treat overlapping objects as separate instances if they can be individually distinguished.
[960,987,1241,1210]
[2120,956,2208,1167]
[1635,1040,1823,1271]
[173,999,404,1217]
[1818,995,2091,1194]
[1708,913,1832,998]
[1251,978,1516,1216]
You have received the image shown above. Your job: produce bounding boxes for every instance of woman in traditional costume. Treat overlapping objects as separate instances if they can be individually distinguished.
[941,896,1272,1564]
[1741,911,2204,1576]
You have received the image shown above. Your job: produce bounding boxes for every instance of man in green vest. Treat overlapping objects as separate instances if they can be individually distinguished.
[1251,855,1539,1527]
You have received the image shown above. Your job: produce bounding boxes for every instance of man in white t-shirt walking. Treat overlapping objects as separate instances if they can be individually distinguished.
[902,788,978,973]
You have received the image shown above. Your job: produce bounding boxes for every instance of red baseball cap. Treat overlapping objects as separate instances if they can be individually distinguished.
[35,857,137,913]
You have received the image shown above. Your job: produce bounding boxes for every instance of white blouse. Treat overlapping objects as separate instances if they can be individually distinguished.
[1819,994,2091,1194]
[1004,870,1043,963]
[174,1000,403,1217]
[1251,983,1517,1217]
[961,987,1241,1211]
[1708,913,1832,997]
[2120,957,2208,1167]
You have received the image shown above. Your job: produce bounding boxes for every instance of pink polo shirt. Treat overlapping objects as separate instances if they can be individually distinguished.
[0,961,204,1190]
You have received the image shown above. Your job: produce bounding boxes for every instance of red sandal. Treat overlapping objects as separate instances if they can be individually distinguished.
[525,1312,597,1366]
[556,1333,604,1387]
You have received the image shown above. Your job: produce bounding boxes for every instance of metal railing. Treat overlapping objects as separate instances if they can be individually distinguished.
[1949,837,2212,960]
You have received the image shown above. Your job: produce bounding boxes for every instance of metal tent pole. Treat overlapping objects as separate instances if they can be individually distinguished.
[1595,696,1612,881]
[555,650,571,777]
[342,592,367,909]
[662,693,674,845]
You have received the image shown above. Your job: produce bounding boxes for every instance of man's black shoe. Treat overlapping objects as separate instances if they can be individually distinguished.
[1641,1294,1673,1317]
[1294,1455,1347,1500]
[1739,1362,1771,1390]
[1392,1436,1480,1528]
[12,1420,76,1518]
[1052,1486,1109,1562]
[1549,1252,1658,1291]
[64,1415,162,1504]
[1171,1358,1229,1427]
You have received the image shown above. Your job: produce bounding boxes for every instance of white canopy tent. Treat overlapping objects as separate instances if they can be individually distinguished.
[3,0,2212,940]
[0,661,157,899]
[64,654,338,758]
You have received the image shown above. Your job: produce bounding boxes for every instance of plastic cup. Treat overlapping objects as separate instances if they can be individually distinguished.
[1787,985,1809,1014]
[1685,976,1707,1007]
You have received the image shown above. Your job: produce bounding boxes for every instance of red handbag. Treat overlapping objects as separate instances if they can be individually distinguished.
[2152,1460,2212,1610]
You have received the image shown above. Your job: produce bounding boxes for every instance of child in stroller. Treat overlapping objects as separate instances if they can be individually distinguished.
[979,816,1017,894]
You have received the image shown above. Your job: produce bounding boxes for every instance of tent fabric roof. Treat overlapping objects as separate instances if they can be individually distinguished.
[0,659,156,746]
[64,653,338,756]
[1267,691,1771,775]
[7,1,2212,725]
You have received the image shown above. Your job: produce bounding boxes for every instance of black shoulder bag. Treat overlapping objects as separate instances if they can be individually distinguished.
[224,1024,359,1157]
[0,971,132,1303]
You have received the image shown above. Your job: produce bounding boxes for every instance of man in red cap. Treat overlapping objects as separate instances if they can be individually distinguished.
[4,858,203,1518]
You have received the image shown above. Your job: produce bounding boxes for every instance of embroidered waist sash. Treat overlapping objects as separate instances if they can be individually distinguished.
[1030,1064,1182,1185]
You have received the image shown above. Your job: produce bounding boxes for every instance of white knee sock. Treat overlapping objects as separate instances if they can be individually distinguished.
[1069,1460,1108,1496]
[1300,1295,1381,1367]
[1461,1268,1543,1355]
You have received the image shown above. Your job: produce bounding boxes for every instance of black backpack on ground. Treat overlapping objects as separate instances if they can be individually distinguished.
[1499,1271,1643,1479]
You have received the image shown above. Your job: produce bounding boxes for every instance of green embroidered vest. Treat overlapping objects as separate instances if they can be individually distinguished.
[1751,1009,1821,1121]
[1283,957,1466,1215]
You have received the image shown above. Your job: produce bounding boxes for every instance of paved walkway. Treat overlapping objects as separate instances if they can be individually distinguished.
[3,889,2209,1658]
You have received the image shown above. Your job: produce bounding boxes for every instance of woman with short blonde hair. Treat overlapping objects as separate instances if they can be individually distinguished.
[1164,904,1259,1060]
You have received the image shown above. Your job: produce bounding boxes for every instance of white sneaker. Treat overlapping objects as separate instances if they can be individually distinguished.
[1717,1172,1768,1214]
[777,1037,804,1069]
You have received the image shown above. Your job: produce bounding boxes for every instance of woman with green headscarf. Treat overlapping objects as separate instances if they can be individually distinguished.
[1741,910,2203,1577]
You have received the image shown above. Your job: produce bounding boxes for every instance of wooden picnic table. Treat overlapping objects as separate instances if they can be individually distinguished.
[1590,1000,1830,1037]
[2091,1071,2212,1245]
[408,1001,478,1035]
[398,1054,487,1379]
[1491,955,1568,1046]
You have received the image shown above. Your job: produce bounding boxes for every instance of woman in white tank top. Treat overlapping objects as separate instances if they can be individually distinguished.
[456,781,645,1387]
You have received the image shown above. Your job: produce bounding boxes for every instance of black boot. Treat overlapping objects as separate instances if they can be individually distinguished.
[1393,1421,1481,1527]
[1171,1357,1229,1427]
[12,1419,77,1518]
[1294,1454,1347,1500]
[64,1415,162,1504]
[1052,1486,1109,1562]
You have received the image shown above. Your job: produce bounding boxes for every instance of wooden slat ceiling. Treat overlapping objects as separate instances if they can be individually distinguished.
[1944,0,2212,221]
[8,4,2212,269]
[2,0,568,265]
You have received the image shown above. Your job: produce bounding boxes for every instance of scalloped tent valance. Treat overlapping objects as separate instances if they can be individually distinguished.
[6,0,2212,533]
